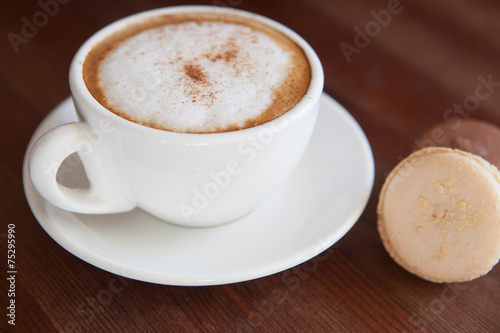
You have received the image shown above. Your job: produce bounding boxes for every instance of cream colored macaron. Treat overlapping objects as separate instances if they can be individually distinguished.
[377,147,500,283]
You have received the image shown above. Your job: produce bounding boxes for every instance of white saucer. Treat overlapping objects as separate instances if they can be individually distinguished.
[23,93,374,286]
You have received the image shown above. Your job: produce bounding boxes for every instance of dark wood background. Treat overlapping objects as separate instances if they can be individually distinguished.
[2,0,499,332]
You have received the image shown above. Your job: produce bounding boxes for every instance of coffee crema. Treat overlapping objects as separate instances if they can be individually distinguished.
[83,11,311,133]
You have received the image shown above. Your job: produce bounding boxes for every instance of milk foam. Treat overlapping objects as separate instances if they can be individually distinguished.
[97,21,296,133]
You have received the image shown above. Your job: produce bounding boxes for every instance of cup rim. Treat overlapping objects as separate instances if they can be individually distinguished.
[69,5,324,139]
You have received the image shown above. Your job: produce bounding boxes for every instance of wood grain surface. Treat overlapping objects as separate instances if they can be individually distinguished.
[1,0,499,332]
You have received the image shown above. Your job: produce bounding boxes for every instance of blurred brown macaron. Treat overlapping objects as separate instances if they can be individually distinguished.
[414,119,500,169]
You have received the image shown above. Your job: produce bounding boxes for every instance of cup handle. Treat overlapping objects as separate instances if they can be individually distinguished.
[28,122,136,214]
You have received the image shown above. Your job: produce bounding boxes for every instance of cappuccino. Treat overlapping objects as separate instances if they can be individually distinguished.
[83,11,311,133]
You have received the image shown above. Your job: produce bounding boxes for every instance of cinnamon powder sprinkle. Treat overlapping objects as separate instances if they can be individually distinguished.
[183,63,207,83]
[210,48,238,62]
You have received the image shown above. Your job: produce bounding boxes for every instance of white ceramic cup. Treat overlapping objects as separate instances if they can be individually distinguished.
[28,6,324,227]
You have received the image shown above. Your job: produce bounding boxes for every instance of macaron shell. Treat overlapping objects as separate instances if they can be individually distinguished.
[378,147,500,283]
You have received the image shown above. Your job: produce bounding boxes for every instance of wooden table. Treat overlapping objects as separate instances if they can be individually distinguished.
[2,0,499,332]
